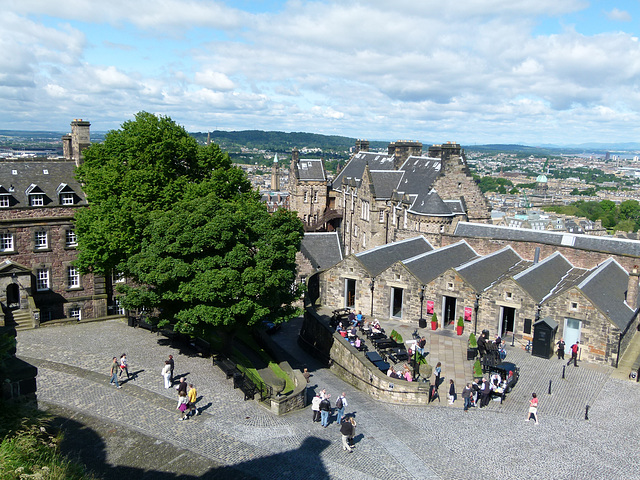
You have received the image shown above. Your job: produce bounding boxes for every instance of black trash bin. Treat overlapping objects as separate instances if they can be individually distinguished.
[233,372,244,389]
[127,316,136,327]
[418,318,427,328]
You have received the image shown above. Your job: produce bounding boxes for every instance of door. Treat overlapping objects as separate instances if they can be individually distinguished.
[500,306,515,336]
[6,283,19,310]
[443,296,457,327]
[345,279,356,309]
[564,318,581,349]
[391,287,403,319]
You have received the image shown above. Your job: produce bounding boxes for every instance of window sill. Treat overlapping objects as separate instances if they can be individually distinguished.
[64,246,78,250]
[0,250,17,255]
[66,287,84,292]
[33,248,52,253]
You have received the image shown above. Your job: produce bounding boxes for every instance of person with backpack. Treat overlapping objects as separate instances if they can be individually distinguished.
[319,394,331,427]
[567,341,579,367]
[340,417,356,452]
[336,392,348,424]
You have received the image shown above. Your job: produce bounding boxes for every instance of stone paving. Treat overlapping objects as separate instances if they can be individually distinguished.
[16,318,640,480]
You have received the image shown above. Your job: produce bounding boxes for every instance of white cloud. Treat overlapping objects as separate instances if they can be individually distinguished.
[193,70,235,90]
[605,8,632,22]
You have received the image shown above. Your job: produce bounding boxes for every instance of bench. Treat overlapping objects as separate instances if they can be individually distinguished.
[233,372,258,400]
[191,337,211,358]
[215,357,239,379]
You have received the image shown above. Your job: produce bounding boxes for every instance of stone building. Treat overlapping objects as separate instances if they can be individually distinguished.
[0,120,116,329]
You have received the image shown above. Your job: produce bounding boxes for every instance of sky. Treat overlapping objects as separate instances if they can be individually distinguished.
[2,0,640,145]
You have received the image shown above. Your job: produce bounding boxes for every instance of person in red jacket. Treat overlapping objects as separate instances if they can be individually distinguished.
[567,341,579,367]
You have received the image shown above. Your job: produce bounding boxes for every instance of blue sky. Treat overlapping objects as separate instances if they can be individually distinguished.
[2,1,640,145]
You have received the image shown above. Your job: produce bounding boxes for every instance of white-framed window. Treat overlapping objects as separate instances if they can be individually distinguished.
[35,231,48,249]
[36,268,50,291]
[570,302,578,311]
[361,201,370,221]
[362,233,366,248]
[112,271,125,284]
[447,282,454,291]
[403,209,408,228]
[303,191,308,203]
[65,230,77,247]
[68,266,80,288]
[0,195,9,208]
[115,298,125,315]
[61,193,74,205]
[69,307,81,321]
[30,194,44,206]
[313,190,318,203]
[505,292,513,300]
[0,233,14,252]
[379,210,385,223]
[354,224,358,237]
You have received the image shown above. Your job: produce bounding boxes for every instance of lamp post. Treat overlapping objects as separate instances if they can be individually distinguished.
[418,286,426,328]
[473,293,480,335]
[369,278,375,316]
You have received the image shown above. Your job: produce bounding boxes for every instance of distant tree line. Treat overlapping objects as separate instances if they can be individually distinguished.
[544,199,640,232]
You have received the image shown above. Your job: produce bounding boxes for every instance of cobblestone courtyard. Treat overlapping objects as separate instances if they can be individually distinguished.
[16,319,640,480]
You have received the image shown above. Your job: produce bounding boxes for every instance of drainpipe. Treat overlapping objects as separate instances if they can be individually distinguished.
[474,293,480,335]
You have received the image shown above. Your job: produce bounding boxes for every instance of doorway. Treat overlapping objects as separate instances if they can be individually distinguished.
[564,318,581,348]
[391,287,403,319]
[500,306,515,336]
[345,279,356,309]
[6,283,19,310]
[443,296,457,327]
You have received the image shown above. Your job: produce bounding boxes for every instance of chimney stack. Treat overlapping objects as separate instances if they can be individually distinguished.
[627,265,640,310]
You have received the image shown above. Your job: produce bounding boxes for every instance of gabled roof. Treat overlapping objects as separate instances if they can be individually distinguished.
[453,222,640,258]
[295,158,326,182]
[455,246,529,292]
[300,232,343,272]
[333,151,395,188]
[370,170,403,199]
[354,236,433,277]
[402,241,478,285]
[444,199,465,214]
[0,160,86,207]
[513,252,575,303]
[577,258,635,330]
[409,189,454,216]
[396,156,441,195]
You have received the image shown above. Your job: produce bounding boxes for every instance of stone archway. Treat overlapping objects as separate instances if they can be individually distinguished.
[6,283,19,310]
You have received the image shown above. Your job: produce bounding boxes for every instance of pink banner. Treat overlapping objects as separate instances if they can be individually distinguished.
[426,300,434,315]
[464,306,472,322]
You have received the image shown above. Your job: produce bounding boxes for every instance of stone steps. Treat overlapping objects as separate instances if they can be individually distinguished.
[611,330,640,380]
[12,310,33,331]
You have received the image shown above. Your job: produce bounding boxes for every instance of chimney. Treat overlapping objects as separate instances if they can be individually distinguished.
[533,247,540,264]
[389,140,422,170]
[628,266,640,310]
[355,139,369,154]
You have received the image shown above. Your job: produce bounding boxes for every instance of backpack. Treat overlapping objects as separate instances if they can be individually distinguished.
[336,397,343,409]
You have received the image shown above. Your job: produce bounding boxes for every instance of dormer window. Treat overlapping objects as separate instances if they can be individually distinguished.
[56,183,76,206]
[26,184,45,207]
[0,185,10,208]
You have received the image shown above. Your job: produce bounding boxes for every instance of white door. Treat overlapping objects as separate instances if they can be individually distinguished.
[564,318,581,349]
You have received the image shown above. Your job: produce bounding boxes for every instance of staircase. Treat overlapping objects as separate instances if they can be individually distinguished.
[10,309,34,331]
[612,330,640,380]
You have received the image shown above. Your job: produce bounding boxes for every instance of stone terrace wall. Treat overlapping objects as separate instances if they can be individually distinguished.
[299,307,432,405]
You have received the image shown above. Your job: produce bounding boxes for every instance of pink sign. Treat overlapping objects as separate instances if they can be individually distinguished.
[464,306,473,322]
[426,301,434,315]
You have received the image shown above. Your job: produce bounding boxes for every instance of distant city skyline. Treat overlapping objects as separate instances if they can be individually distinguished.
[2,1,640,145]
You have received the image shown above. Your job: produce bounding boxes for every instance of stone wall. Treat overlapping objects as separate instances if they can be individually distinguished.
[268,363,307,415]
[299,307,432,405]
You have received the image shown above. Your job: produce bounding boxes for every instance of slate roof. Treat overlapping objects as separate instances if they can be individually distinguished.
[0,159,86,208]
[455,246,530,292]
[300,232,343,271]
[577,258,635,330]
[296,159,326,182]
[402,241,478,285]
[444,199,465,214]
[396,156,441,195]
[354,236,433,277]
[370,170,403,199]
[454,222,640,258]
[409,189,454,216]
[513,252,575,303]
[333,151,395,188]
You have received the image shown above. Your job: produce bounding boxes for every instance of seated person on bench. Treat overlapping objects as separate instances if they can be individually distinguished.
[416,336,426,355]
[355,310,364,326]
[371,319,383,334]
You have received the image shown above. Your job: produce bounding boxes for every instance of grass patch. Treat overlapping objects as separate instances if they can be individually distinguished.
[0,400,98,480]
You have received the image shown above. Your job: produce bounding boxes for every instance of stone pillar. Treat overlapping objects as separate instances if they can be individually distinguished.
[627,266,640,310]
[70,119,91,166]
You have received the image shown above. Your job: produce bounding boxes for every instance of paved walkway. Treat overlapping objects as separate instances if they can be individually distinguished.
[16,317,640,480]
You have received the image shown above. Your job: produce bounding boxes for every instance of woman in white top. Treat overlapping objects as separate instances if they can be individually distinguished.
[161,361,172,389]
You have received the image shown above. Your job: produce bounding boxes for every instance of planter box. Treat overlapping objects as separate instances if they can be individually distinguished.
[467,347,478,360]
[431,322,437,331]
[456,326,463,335]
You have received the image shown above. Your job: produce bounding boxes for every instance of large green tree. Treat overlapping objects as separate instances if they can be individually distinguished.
[74,112,304,336]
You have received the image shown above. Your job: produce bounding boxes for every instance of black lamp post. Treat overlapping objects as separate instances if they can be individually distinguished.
[418,286,426,328]
[369,278,375,316]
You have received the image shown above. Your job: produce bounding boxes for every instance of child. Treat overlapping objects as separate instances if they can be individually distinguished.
[177,390,188,420]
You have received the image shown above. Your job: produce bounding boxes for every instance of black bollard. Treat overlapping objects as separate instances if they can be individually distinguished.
[585,405,590,420]
[548,379,552,395]
[562,366,566,379]
[511,333,515,347]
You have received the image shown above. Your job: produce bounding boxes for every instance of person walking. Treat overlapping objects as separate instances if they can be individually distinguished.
[448,379,457,405]
[176,390,189,421]
[119,353,130,380]
[434,362,442,388]
[319,394,331,427]
[526,392,539,424]
[311,393,322,423]
[462,383,472,411]
[109,357,121,388]
[340,417,356,452]
[556,338,566,360]
[161,360,172,389]
[479,378,490,407]
[177,377,188,395]
[168,355,175,384]
[567,341,579,367]
[336,392,348,425]
[187,383,199,417]
[302,368,311,383]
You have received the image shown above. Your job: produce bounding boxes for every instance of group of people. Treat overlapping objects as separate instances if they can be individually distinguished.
[460,375,508,410]
[175,376,201,421]
[108,353,130,388]
[386,364,413,381]
[556,338,580,367]
[311,390,357,452]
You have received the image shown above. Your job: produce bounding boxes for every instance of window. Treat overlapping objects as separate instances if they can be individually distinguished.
[447,282,454,291]
[35,231,48,249]
[0,195,9,208]
[403,209,408,228]
[112,270,125,284]
[68,266,80,288]
[69,308,81,321]
[61,193,74,205]
[303,191,308,203]
[0,233,14,252]
[115,298,125,315]
[505,292,513,300]
[30,194,44,206]
[65,230,77,247]
[523,318,532,335]
[570,302,578,311]
[36,269,50,291]
[379,210,385,223]
[361,201,370,221]
[313,190,318,203]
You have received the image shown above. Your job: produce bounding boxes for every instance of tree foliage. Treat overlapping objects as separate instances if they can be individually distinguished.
[74,112,304,335]
[544,199,640,232]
